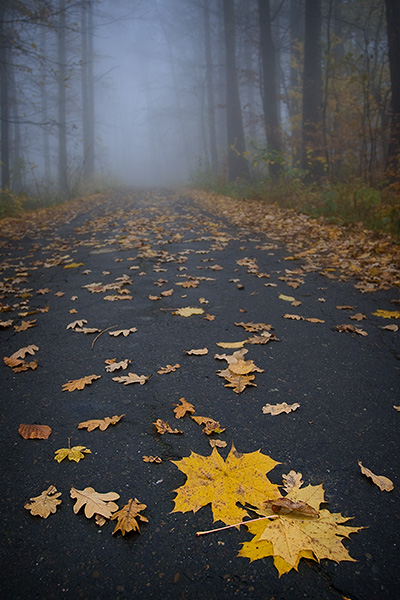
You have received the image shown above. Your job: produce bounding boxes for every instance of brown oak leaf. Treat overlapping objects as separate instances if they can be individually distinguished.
[191,415,225,435]
[173,398,195,418]
[70,486,120,519]
[62,374,101,391]
[24,485,61,518]
[112,373,149,385]
[158,363,180,374]
[78,414,124,432]
[153,419,183,434]
[111,498,148,535]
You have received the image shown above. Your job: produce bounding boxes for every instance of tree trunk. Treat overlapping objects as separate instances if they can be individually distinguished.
[257,0,283,178]
[203,0,218,172]
[302,0,324,182]
[81,0,95,180]
[58,0,68,194]
[384,0,400,180]
[0,3,10,190]
[222,0,250,182]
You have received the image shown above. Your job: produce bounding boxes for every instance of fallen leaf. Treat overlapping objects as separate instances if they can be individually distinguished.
[216,341,247,349]
[160,288,174,296]
[191,415,225,435]
[382,324,398,331]
[173,398,195,419]
[15,319,37,332]
[264,496,319,517]
[0,319,13,328]
[336,305,357,310]
[112,373,149,385]
[282,471,303,493]
[149,295,161,301]
[262,402,300,415]
[209,439,227,449]
[64,262,84,269]
[158,363,180,374]
[143,455,162,463]
[238,482,363,576]
[70,486,120,519]
[66,319,88,330]
[111,498,148,535]
[185,348,208,355]
[55,445,91,462]
[334,324,368,336]
[24,485,62,518]
[204,313,215,321]
[372,309,400,319]
[78,414,124,432]
[18,424,52,439]
[62,374,101,391]
[235,321,273,332]
[153,419,183,434]
[104,359,131,372]
[104,295,133,301]
[393,406,400,411]
[279,294,296,302]
[349,313,367,321]
[108,327,137,337]
[173,307,204,317]
[358,461,394,492]
[171,445,280,525]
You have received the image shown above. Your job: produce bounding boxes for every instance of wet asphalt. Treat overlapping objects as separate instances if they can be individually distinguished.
[0,188,399,600]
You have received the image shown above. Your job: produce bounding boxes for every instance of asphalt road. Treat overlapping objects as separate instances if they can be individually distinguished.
[0,188,399,600]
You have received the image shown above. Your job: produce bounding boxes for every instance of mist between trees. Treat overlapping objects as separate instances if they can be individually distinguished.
[0,1,399,232]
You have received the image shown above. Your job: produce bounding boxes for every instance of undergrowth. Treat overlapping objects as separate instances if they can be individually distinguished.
[192,168,400,237]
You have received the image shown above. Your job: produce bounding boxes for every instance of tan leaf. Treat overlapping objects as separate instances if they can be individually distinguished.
[382,324,398,331]
[109,327,137,337]
[334,324,368,336]
[160,288,174,296]
[112,373,149,385]
[0,319,13,328]
[282,470,304,493]
[62,374,101,392]
[78,414,124,432]
[349,313,367,321]
[70,486,120,519]
[235,321,273,332]
[264,496,319,517]
[18,424,51,439]
[336,305,357,310]
[209,439,227,449]
[185,348,208,355]
[54,291,65,297]
[11,359,38,373]
[15,319,37,332]
[283,314,302,320]
[191,415,225,435]
[173,398,195,418]
[204,313,215,321]
[105,359,131,372]
[104,295,133,301]
[148,295,161,300]
[143,455,162,463]
[262,402,300,415]
[66,319,87,330]
[24,485,61,518]
[153,419,183,434]
[358,461,394,492]
[393,405,400,411]
[111,498,148,535]
[158,363,180,374]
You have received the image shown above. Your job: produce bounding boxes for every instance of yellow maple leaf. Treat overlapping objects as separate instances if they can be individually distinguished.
[111,498,148,535]
[173,307,204,317]
[372,309,400,319]
[55,445,91,462]
[238,483,362,576]
[171,445,280,525]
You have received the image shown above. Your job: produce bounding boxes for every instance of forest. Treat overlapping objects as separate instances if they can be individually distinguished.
[0,0,399,234]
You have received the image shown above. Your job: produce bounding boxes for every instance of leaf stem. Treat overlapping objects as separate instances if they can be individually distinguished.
[196,515,278,537]
[91,325,117,350]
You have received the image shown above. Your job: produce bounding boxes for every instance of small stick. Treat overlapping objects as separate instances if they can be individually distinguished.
[196,514,278,537]
[91,325,117,350]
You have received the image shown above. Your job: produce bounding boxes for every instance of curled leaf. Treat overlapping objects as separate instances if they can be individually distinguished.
[358,461,394,492]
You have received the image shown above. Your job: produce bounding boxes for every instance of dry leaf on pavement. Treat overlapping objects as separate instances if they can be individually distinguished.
[262,402,300,415]
[153,419,183,434]
[282,471,303,493]
[18,424,52,439]
[55,445,91,463]
[24,485,62,518]
[358,461,394,491]
[209,439,227,449]
[191,416,225,435]
[15,319,37,332]
[143,455,162,463]
[104,359,131,372]
[334,324,368,336]
[171,445,280,525]
[185,348,208,355]
[111,498,148,535]
[112,373,149,385]
[173,398,195,418]
[173,307,204,317]
[372,309,400,319]
[9,344,39,359]
[62,374,101,391]
[158,363,180,374]
[70,486,120,519]
[109,327,137,337]
[78,414,124,432]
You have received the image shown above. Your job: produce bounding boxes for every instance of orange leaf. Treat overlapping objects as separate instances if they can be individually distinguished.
[18,424,52,439]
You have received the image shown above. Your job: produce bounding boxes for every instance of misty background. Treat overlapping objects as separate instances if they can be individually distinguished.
[0,0,398,213]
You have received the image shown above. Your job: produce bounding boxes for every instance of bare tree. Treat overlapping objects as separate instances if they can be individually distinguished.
[385,0,400,180]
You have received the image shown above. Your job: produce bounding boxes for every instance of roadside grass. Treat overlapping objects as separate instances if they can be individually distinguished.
[193,171,400,238]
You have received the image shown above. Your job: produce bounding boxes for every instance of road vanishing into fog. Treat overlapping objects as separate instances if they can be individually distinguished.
[1,188,399,600]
